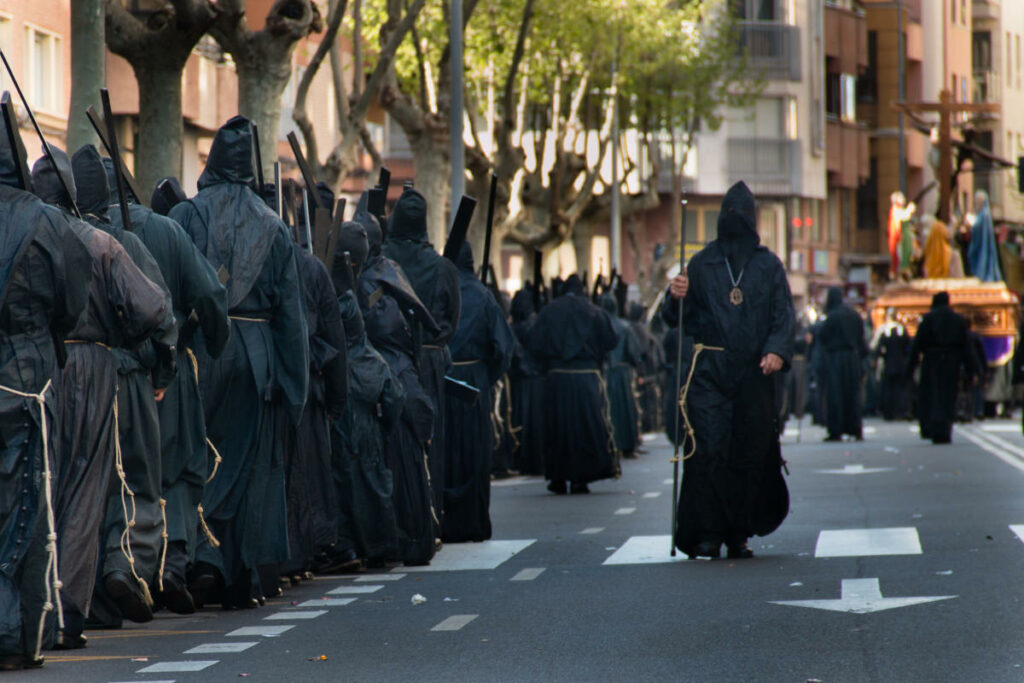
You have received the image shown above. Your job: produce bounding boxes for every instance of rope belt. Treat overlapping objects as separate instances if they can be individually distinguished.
[452,359,481,367]
[65,339,112,350]
[0,379,61,660]
[228,315,270,323]
[182,347,220,548]
[673,343,725,464]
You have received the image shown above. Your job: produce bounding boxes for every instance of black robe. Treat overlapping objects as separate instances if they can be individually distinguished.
[604,305,643,455]
[332,293,401,562]
[509,292,545,476]
[662,183,793,555]
[359,252,437,565]
[907,304,976,443]
[661,326,694,448]
[528,286,618,485]
[0,177,90,659]
[170,117,308,599]
[106,167,229,583]
[877,327,911,420]
[383,189,460,522]
[284,246,347,572]
[816,292,867,439]
[628,305,664,434]
[51,220,169,637]
[442,246,515,542]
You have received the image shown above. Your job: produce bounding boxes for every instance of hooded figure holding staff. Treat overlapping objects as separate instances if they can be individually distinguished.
[661,181,793,560]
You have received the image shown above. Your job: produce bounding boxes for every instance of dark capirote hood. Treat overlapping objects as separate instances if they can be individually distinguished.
[198,116,257,190]
[600,293,618,316]
[456,241,475,274]
[101,156,138,205]
[511,289,534,323]
[932,291,950,308]
[387,188,428,241]
[0,111,27,190]
[152,176,187,216]
[717,180,760,268]
[31,145,76,211]
[354,206,383,256]
[824,286,843,313]
[333,220,369,280]
[627,301,645,323]
[561,274,584,297]
[73,144,111,218]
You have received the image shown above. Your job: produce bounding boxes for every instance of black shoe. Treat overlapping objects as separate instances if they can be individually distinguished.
[188,571,216,609]
[54,631,87,650]
[547,480,567,495]
[104,570,153,623]
[726,543,754,559]
[570,482,590,494]
[161,572,196,615]
[0,654,43,671]
[691,541,721,559]
[621,450,638,460]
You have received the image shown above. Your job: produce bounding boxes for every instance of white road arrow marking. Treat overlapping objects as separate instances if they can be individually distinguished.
[815,464,894,475]
[771,578,956,614]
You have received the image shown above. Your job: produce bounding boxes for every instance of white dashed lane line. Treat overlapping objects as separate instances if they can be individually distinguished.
[136,660,218,673]
[227,625,295,637]
[184,642,259,654]
[510,568,545,581]
[431,615,479,631]
[297,598,358,607]
[264,610,328,620]
[614,507,636,515]
[327,584,384,595]
[642,492,661,499]
[580,527,604,534]
[356,573,406,581]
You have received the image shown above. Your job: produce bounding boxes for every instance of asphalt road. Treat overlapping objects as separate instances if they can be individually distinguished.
[20,416,1024,683]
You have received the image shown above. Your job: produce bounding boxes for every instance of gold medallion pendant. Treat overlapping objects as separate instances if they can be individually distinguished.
[729,287,743,306]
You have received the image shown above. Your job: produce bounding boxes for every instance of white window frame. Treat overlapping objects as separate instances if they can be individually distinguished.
[23,24,62,116]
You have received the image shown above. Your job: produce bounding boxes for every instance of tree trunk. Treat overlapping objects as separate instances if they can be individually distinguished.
[237,62,291,182]
[133,63,184,197]
[413,140,450,249]
[67,0,104,153]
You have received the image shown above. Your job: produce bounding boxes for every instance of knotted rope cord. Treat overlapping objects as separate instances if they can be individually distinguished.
[503,377,521,450]
[490,378,504,446]
[157,498,168,593]
[112,390,155,608]
[0,379,63,660]
[672,343,725,464]
[183,348,220,548]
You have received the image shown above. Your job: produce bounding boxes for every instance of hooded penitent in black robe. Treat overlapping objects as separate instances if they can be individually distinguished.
[32,146,171,642]
[103,159,229,608]
[528,276,618,489]
[0,137,91,668]
[816,286,867,441]
[661,326,694,447]
[661,181,793,559]
[509,290,545,475]
[61,147,177,627]
[907,293,976,444]
[170,116,308,606]
[383,189,460,522]
[628,303,663,434]
[356,210,437,565]
[283,245,347,574]
[600,296,642,457]
[442,245,516,542]
[876,326,911,420]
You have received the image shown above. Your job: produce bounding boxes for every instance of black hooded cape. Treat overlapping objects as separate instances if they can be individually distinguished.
[815,286,867,439]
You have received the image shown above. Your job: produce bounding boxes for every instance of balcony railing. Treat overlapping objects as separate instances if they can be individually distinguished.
[973,69,1001,103]
[727,138,802,196]
[739,22,801,82]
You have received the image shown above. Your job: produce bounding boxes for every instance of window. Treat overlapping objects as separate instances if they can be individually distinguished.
[974,31,992,71]
[961,0,967,25]
[1008,32,1014,86]
[733,97,786,139]
[23,27,62,114]
[1017,35,1021,88]
[734,0,782,21]
[858,32,877,103]
[841,74,856,122]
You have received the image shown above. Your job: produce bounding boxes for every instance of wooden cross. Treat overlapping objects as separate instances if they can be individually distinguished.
[893,89,1000,222]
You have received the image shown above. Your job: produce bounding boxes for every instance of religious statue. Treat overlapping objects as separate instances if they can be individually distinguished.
[888,191,916,279]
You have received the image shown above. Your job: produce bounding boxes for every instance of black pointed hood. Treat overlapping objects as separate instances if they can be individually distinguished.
[0,111,27,190]
[198,115,257,190]
[31,145,76,212]
[561,274,584,297]
[387,188,428,240]
[73,144,111,219]
[456,241,475,274]
[717,180,760,270]
[824,286,843,313]
[332,220,369,294]
[152,176,187,216]
[511,289,534,323]
[101,155,138,206]
[354,201,383,259]
[932,291,950,308]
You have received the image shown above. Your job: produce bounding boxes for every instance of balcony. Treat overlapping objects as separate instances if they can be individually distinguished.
[739,22,801,82]
[974,69,1001,104]
[826,119,869,189]
[727,138,802,196]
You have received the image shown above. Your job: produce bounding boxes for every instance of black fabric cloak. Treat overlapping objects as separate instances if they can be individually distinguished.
[509,291,545,475]
[877,327,911,420]
[169,116,309,598]
[628,303,664,434]
[332,292,401,562]
[442,245,515,542]
[358,221,437,565]
[283,246,347,572]
[383,188,461,526]
[815,287,867,440]
[0,134,91,659]
[528,279,618,485]
[601,296,642,455]
[907,296,976,443]
[661,181,794,555]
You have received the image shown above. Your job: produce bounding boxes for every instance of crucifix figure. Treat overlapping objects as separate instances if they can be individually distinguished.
[893,90,1000,223]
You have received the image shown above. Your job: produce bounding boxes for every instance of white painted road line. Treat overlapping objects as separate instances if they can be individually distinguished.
[226,625,294,637]
[956,427,1024,474]
[815,464,894,475]
[431,615,479,631]
[137,661,218,674]
[771,578,956,614]
[510,568,545,581]
[111,681,176,683]
[184,642,258,654]
[580,527,605,534]
[264,610,328,620]
[297,598,357,607]
[981,423,1020,432]
[327,584,384,594]
[662,478,674,485]
[642,492,661,498]
[356,573,406,582]
[614,507,636,515]
[1009,525,1024,544]
[603,536,688,565]
[863,426,877,434]
[491,475,545,488]
[815,527,922,558]
[399,539,536,572]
